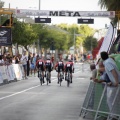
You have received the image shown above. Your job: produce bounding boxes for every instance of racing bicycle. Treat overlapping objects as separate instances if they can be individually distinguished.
[46,68,50,85]
[38,68,44,85]
[58,69,64,86]
[65,69,71,87]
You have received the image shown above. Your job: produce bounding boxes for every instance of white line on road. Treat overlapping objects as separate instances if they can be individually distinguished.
[0,78,57,101]
[0,85,40,101]
[0,70,81,101]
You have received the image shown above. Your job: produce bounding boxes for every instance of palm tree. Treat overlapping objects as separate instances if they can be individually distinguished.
[98,0,120,25]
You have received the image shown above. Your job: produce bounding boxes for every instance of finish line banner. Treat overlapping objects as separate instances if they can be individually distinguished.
[15,9,115,18]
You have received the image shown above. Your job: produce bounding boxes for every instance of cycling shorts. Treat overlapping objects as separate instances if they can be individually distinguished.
[58,66,64,72]
[65,67,72,73]
[46,66,52,72]
[38,65,44,71]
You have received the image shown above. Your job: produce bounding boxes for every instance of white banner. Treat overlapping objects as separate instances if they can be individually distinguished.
[4,66,11,81]
[8,65,16,81]
[97,22,115,58]
[15,9,115,18]
[12,64,23,80]
[0,66,8,80]
[0,69,3,83]
[108,26,117,53]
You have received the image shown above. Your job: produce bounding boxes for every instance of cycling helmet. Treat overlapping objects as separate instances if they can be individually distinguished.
[68,59,72,62]
[39,56,42,59]
[46,56,51,60]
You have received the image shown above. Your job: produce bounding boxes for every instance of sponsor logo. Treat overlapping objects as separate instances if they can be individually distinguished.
[0,30,7,36]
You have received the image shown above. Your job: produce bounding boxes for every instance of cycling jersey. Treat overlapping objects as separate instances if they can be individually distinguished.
[45,59,53,72]
[65,61,74,73]
[36,59,45,71]
[55,61,64,72]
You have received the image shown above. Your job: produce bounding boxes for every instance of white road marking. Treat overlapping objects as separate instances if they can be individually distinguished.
[0,70,82,101]
[0,85,40,101]
[0,78,58,101]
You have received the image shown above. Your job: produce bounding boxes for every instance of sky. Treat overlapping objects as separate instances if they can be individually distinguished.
[2,0,111,29]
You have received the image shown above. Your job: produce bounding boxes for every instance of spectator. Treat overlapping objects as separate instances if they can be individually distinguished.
[36,55,40,62]
[0,55,4,65]
[12,56,16,64]
[90,63,97,80]
[93,60,111,83]
[15,55,20,64]
[100,51,120,111]
[20,51,28,79]
[30,53,36,77]
[27,52,31,76]
[3,55,10,65]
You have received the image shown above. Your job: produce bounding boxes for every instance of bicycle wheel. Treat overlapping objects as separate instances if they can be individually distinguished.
[46,73,49,85]
[67,79,70,87]
[67,73,70,87]
[40,76,43,85]
[59,73,62,86]
[59,78,62,86]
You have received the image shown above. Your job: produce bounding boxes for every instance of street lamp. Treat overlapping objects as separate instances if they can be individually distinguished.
[39,0,40,10]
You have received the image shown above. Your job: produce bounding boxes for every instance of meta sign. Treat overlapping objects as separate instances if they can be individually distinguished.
[15,9,115,18]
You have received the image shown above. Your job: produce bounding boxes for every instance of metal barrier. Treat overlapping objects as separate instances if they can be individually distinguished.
[80,81,120,120]
[0,64,24,84]
[94,84,109,120]
[107,85,120,120]
[80,81,107,119]
[80,81,95,117]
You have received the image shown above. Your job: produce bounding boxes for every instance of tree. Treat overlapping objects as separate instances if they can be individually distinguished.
[83,36,98,51]
[32,24,70,54]
[0,1,4,8]
[12,20,37,51]
[57,23,94,49]
[98,0,120,24]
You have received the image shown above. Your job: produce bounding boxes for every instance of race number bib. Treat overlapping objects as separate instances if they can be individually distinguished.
[59,62,62,65]
[47,60,50,63]
[39,62,42,65]
[67,64,70,67]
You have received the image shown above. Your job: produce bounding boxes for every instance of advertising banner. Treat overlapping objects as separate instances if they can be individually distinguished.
[7,65,16,81]
[12,64,23,80]
[0,66,8,80]
[15,9,115,18]
[95,22,116,64]
[0,69,3,84]
[97,23,114,56]
[0,27,12,46]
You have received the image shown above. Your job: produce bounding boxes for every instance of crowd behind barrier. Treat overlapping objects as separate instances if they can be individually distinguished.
[80,81,120,120]
[0,64,25,85]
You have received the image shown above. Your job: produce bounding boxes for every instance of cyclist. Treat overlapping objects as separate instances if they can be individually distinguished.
[55,58,64,84]
[36,56,45,83]
[64,59,74,83]
[44,57,53,83]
